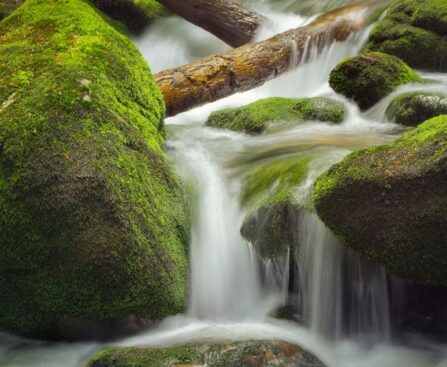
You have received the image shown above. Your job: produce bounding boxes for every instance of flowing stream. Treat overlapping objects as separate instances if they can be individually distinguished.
[2,1,447,366]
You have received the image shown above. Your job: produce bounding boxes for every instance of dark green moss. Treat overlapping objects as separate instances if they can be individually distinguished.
[0,0,188,340]
[91,0,167,34]
[366,0,447,71]
[88,340,324,367]
[0,0,23,20]
[329,52,421,110]
[386,92,447,126]
[205,97,346,134]
[314,115,447,286]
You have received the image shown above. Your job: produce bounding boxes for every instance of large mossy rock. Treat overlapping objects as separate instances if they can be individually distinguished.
[386,92,447,126]
[329,52,421,110]
[0,0,188,340]
[240,157,310,260]
[366,0,447,71]
[88,340,325,367]
[205,97,346,134]
[313,115,447,286]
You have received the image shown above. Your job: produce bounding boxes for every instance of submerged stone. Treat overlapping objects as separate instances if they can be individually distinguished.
[329,52,421,110]
[240,157,310,260]
[88,340,325,367]
[313,115,447,286]
[0,0,188,340]
[386,92,447,126]
[205,97,346,134]
[366,0,447,71]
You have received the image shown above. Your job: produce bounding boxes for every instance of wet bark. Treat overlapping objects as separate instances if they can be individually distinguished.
[155,1,379,117]
[157,0,266,47]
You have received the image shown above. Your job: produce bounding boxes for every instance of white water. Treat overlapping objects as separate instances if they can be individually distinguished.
[2,1,447,366]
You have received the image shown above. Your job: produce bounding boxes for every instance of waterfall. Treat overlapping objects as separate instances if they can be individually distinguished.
[296,212,391,342]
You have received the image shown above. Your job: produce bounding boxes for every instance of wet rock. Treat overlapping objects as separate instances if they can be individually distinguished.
[313,115,447,286]
[329,52,421,110]
[366,0,447,71]
[239,156,310,260]
[205,97,346,134]
[386,93,447,126]
[88,340,326,367]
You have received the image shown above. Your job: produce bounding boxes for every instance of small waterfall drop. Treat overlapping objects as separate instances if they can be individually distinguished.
[168,129,276,321]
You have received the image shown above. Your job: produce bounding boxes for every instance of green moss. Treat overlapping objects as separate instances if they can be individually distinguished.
[329,52,421,110]
[386,92,447,126]
[313,115,447,285]
[89,346,204,367]
[366,0,447,71]
[240,156,310,260]
[88,341,324,367]
[205,97,346,134]
[0,0,188,340]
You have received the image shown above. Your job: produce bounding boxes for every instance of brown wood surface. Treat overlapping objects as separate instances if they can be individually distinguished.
[155,1,381,117]
[157,0,266,47]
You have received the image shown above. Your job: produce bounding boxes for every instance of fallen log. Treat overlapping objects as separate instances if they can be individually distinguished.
[156,0,266,47]
[155,0,381,117]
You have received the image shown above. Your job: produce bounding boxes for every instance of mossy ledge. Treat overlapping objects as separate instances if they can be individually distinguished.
[88,340,325,367]
[240,156,310,260]
[365,0,447,71]
[329,52,421,110]
[205,97,346,134]
[313,115,447,286]
[0,0,188,340]
[386,92,447,127]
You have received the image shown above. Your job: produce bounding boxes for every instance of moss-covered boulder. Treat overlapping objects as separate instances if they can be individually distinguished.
[205,97,346,134]
[386,92,447,126]
[329,52,421,110]
[88,340,325,367]
[313,115,447,286]
[365,0,447,71]
[0,0,188,340]
[240,157,310,260]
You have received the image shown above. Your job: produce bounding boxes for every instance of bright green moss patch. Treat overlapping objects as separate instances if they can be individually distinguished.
[386,92,447,126]
[366,0,447,71]
[329,52,421,110]
[205,97,346,134]
[88,340,324,367]
[313,115,447,285]
[0,0,188,340]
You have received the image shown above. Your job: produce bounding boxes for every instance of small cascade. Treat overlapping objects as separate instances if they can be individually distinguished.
[296,212,391,342]
[168,132,277,321]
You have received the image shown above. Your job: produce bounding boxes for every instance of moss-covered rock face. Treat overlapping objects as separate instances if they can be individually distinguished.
[0,0,188,340]
[88,340,325,367]
[313,115,447,286]
[240,157,310,260]
[329,52,421,110]
[205,97,346,134]
[386,92,447,127]
[366,0,447,71]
